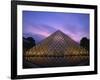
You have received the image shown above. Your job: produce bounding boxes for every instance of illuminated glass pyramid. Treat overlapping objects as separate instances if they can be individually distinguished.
[24,30,89,67]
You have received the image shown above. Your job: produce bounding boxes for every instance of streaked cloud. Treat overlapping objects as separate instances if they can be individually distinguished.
[23,11,89,43]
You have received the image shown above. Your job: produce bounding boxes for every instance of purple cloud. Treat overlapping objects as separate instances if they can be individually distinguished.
[23,11,89,43]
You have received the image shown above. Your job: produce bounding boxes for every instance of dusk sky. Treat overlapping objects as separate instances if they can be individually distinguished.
[23,11,89,43]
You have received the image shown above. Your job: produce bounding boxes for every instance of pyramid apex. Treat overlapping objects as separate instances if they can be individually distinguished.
[55,30,63,33]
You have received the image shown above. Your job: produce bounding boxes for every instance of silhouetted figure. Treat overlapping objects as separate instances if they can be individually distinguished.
[80,37,89,51]
[27,37,36,48]
[23,37,36,51]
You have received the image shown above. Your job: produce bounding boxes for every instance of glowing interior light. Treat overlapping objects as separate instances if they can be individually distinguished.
[54,34,64,42]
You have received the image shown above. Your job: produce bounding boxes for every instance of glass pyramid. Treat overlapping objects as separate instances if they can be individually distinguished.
[24,30,89,67]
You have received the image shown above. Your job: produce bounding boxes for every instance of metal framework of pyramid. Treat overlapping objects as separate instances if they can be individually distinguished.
[24,30,89,67]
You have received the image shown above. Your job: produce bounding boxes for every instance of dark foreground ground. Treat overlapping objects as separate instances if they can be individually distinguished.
[23,56,89,68]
